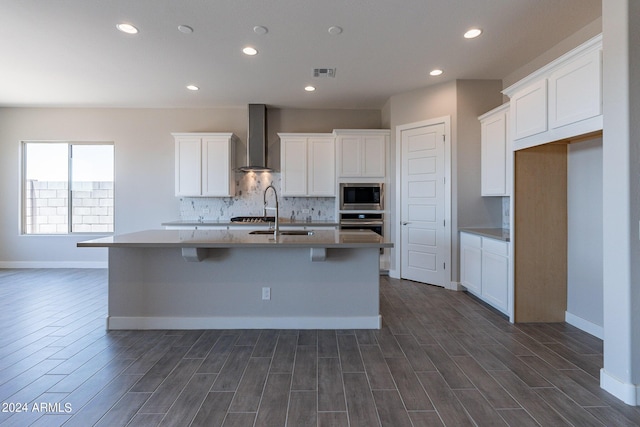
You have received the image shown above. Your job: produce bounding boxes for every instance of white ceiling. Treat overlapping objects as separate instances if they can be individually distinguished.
[0,0,601,109]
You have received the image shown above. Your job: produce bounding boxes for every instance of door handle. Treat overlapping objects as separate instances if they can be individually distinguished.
[402,222,410,226]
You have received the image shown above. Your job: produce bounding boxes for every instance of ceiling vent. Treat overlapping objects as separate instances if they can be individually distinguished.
[313,68,336,78]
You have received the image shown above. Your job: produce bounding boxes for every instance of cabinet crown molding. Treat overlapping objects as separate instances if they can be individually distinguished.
[478,102,510,121]
[333,129,390,136]
[503,33,602,98]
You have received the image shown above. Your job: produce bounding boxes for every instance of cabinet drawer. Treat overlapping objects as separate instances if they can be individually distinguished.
[482,237,509,256]
[460,232,482,248]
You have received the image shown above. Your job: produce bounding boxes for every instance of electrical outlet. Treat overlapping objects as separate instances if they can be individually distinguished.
[302,208,310,214]
[262,287,271,300]
[202,208,210,214]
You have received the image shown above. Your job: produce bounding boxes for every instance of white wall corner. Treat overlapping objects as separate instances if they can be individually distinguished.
[601,369,640,406]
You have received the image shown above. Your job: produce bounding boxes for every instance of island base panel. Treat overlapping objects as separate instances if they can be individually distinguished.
[107,246,381,329]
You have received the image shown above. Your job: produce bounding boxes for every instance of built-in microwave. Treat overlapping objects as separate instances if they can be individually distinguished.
[340,183,384,210]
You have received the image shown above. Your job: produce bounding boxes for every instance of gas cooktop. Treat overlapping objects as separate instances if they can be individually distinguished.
[230,216,276,223]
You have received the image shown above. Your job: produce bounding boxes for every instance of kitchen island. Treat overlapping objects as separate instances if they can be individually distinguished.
[78,229,392,330]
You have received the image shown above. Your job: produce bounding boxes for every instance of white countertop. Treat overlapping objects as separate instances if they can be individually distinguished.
[78,229,393,249]
[459,227,510,242]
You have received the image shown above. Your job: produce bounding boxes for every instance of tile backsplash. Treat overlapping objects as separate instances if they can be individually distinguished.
[179,172,336,221]
[502,196,510,229]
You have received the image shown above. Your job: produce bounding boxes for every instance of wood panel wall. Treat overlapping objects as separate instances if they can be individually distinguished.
[514,143,568,322]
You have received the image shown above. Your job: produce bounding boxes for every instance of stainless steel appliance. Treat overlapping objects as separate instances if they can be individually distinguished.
[340,183,384,210]
[340,212,384,254]
[339,213,384,235]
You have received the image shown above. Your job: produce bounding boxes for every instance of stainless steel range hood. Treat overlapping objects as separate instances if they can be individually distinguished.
[238,104,271,172]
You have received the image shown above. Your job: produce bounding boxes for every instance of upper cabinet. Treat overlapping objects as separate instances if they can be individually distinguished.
[334,129,389,178]
[279,133,335,197]
[173,133,237,197]
[504,34,602,151]
[479,104,511,196]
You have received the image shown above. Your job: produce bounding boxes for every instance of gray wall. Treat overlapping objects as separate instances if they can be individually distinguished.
[567,137,603,330]
[385,79,503,279]
[0,107,380,266]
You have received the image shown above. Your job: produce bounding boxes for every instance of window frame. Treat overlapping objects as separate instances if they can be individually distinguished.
[20,140,115,236]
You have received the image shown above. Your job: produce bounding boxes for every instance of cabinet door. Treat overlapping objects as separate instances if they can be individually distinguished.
[281,137,308,196]
[511,79,548,140]
[549,49,602,130]
[308,137,335,196]
[481,111,508,196]
[460,234,482,294]
[338,136,362,177]
[481,249,509,312]
[362,135,385,177]
[175,137,202,196]
[202,137,232,196]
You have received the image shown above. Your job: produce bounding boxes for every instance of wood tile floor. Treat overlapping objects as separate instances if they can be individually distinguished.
[0,269,639,426]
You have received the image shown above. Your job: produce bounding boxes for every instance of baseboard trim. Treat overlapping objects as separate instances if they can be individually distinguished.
[448,281,464,291]
[601,368,640,406]
[565,311,604,339]
[0,261,107,269]
[107,315,382,330]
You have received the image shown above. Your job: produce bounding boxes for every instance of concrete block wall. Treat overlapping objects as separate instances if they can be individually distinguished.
[25,180,113,234]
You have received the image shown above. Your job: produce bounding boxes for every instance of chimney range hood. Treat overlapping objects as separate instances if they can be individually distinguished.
[238,104,272,172]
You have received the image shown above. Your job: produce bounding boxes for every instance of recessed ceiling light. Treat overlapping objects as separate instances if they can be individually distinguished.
[430,69,443,76]
[464,28,482,39]
[178,25,194,34]
[116,23,138,34]
[243,46,258,56]
[304,86,316,92]
[328,26,343,35]
[253,26,268,35]
[186,85,199,91]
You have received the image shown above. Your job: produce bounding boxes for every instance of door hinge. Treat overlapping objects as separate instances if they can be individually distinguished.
[443,219,445,227]
[443,262,446,270]
[442,134,445,142]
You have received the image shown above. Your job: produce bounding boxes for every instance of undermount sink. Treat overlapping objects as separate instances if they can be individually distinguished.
[249,230,314,236]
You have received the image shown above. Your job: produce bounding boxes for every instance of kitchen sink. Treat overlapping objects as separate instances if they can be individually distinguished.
[249,230,314,236]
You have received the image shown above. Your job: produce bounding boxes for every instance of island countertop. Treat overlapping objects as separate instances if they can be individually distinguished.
[78,229,393,249]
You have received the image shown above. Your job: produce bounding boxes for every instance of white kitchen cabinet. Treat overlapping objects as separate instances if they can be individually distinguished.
[504,34,602,151]
[548,48,602,130]
[334,130,389,178]
[173,133,237,197]
[479,104,511,196]
[511,79,548,141]
[460,233,482,294]
[279,133,335,197]
[460,231,510,314]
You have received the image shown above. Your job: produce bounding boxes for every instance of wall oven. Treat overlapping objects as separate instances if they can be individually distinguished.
[340,213,384,253]
[339,213,384,236]
[340,183,384,211]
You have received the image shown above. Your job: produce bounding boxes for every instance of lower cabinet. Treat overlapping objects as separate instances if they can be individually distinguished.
[460,232,510,314]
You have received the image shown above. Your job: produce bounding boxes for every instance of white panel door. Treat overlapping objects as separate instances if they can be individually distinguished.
[338,136,362,177]
[308,137,335,196]
[202,137,230,196]
[401,123,447,286]
[281,137,308,196]
[512,79,548,140]
[362,135,385,177]
[175,137,202,196]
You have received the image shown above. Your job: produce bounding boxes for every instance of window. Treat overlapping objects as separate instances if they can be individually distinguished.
[22,142,114,234]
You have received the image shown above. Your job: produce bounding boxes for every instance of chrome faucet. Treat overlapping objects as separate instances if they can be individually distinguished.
[263,184,279,237]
